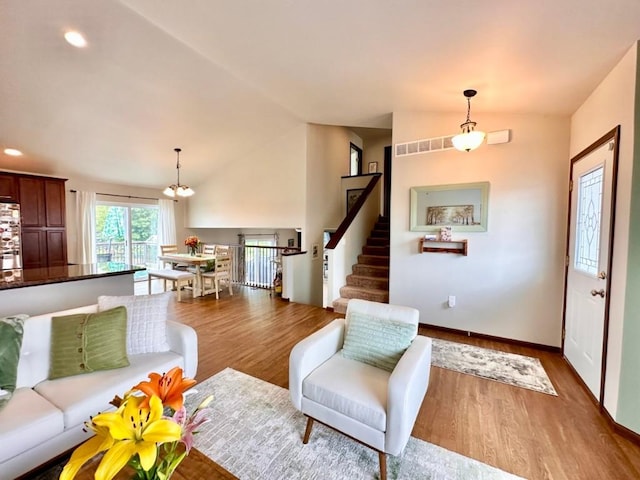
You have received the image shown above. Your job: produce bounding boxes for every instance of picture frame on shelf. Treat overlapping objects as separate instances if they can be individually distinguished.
[410,181,490,232]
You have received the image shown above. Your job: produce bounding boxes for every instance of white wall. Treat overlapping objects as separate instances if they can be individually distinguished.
[570,42,638,422]
[188,228,297,247]
[186,124,307,229]
[363,133,391,175]
[391,112,570,347]
[302,124,362,306]
[358,132,391,213]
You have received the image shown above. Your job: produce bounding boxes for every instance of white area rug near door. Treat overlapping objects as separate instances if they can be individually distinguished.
[186,368,524,480]
[430,339,557,396]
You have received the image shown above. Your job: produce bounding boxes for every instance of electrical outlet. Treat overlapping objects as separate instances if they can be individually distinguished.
[448,295,456,308]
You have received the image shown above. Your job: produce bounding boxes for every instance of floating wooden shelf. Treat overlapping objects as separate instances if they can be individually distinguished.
[419,238,468,256]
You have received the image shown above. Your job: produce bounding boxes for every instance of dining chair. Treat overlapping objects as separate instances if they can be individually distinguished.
[158,244,190,290]
[202,244,216,256]
[159,244,178,268]
[201,254,233,299]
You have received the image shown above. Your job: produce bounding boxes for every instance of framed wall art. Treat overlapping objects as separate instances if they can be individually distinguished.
[410,182,490,232]
[346,188,365,213]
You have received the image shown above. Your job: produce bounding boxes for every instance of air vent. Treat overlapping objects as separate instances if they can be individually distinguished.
[395,135,455,157]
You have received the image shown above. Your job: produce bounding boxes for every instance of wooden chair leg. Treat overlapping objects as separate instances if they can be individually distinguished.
[378,451,387,480]
[148,276,152,295]
[215,278,220,300]
[303,417,314,444]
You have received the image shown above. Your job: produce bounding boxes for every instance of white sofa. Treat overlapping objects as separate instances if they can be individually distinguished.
[0,304,198,480]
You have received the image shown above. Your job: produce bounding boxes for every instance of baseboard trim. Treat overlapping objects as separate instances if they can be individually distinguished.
[562,353,601,406]
[603,409,640,445]
[566,357,640,446]
[421,323,562,353]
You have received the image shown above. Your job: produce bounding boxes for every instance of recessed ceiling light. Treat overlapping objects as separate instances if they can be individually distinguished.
[64,31,87,48]
[4,148,23,157]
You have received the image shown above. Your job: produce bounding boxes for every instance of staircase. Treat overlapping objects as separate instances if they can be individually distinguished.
[332,216,389,314]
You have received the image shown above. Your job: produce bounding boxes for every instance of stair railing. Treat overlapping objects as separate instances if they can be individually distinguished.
[324,174,382,308]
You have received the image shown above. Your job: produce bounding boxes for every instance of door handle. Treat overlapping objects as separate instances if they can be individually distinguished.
[591,289,606,298]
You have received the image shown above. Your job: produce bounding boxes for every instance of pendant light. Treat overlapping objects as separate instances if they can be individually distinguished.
[163,148,195,197]
[451,89,485,152]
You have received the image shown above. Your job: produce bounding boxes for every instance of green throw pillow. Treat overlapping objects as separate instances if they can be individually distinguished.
[342,311,417,372]
[49,306,129,380]
[0,315,27,411]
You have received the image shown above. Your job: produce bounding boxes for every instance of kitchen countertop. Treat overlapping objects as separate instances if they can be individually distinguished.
[0,263,145,290]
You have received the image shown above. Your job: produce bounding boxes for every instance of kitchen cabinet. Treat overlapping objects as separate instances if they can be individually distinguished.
[0,171,68,268]
[18,176,46,226]
[0,173,18,202]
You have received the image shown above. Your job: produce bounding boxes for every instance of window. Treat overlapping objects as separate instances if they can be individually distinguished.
[95,202,159,280]
[244,235,278,288]
[350,143,363,176]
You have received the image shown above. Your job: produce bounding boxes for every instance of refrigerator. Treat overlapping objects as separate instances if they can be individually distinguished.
[0,202,22,270]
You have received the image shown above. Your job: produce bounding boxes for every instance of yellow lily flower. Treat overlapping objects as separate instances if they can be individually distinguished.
[93,395,182,480]
[60,422,115,480]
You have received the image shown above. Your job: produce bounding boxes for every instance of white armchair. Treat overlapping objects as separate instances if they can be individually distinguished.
[289,299,432,480]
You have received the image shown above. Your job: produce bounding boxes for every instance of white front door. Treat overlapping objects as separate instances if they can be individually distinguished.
[564,129,618,400]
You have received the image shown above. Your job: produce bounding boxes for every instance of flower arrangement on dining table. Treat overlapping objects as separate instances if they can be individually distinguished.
[60,366,213,480]
[184,235,200,255]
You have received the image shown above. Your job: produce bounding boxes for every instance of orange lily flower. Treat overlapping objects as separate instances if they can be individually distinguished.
[132,366,196,410]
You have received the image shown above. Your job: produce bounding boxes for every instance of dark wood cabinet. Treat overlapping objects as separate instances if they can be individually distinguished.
[21,229,48,269]
[22,228,67,268]
[45,229,67,266]
[18,176,46,226]
[0,173,18,202]
[45,179,66,227]
[0,171,67,268]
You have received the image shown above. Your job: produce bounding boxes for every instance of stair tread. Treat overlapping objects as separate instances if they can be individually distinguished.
[340,285,389,295]
[348,273,389,280]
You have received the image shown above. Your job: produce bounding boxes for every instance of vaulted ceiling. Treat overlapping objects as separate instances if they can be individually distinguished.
[2,0,640,189]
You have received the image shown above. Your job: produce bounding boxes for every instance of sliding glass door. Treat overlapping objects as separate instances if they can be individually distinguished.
[95,202,159,278]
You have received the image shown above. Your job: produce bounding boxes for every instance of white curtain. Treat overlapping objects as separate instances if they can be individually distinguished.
[75,191,96,264]
[158,199,177,251]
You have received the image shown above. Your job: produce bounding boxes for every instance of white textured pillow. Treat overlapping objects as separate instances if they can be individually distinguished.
[98,292,172,355]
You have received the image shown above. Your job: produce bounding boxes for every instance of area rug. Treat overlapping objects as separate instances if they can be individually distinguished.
[184,368,524,480]
[431,338,557,396]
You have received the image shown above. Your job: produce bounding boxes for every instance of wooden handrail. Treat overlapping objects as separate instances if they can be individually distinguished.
[325,173,381,250]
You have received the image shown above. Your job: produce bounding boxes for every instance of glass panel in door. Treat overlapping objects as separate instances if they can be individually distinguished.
[130,206,159,273]
[96,205,128,263]
[574,166,604,276]
[95,203,159,281]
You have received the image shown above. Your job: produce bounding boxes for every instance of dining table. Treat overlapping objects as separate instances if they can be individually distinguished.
[157,253,216,297]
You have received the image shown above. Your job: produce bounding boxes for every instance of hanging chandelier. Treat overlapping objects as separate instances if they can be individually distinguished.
[163,147,194,198]
[451,89,485,152]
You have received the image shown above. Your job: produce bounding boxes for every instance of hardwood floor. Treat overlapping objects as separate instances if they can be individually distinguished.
[167,285,640,480]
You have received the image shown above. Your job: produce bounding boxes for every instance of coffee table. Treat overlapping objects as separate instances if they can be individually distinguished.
[75,447,237,479]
